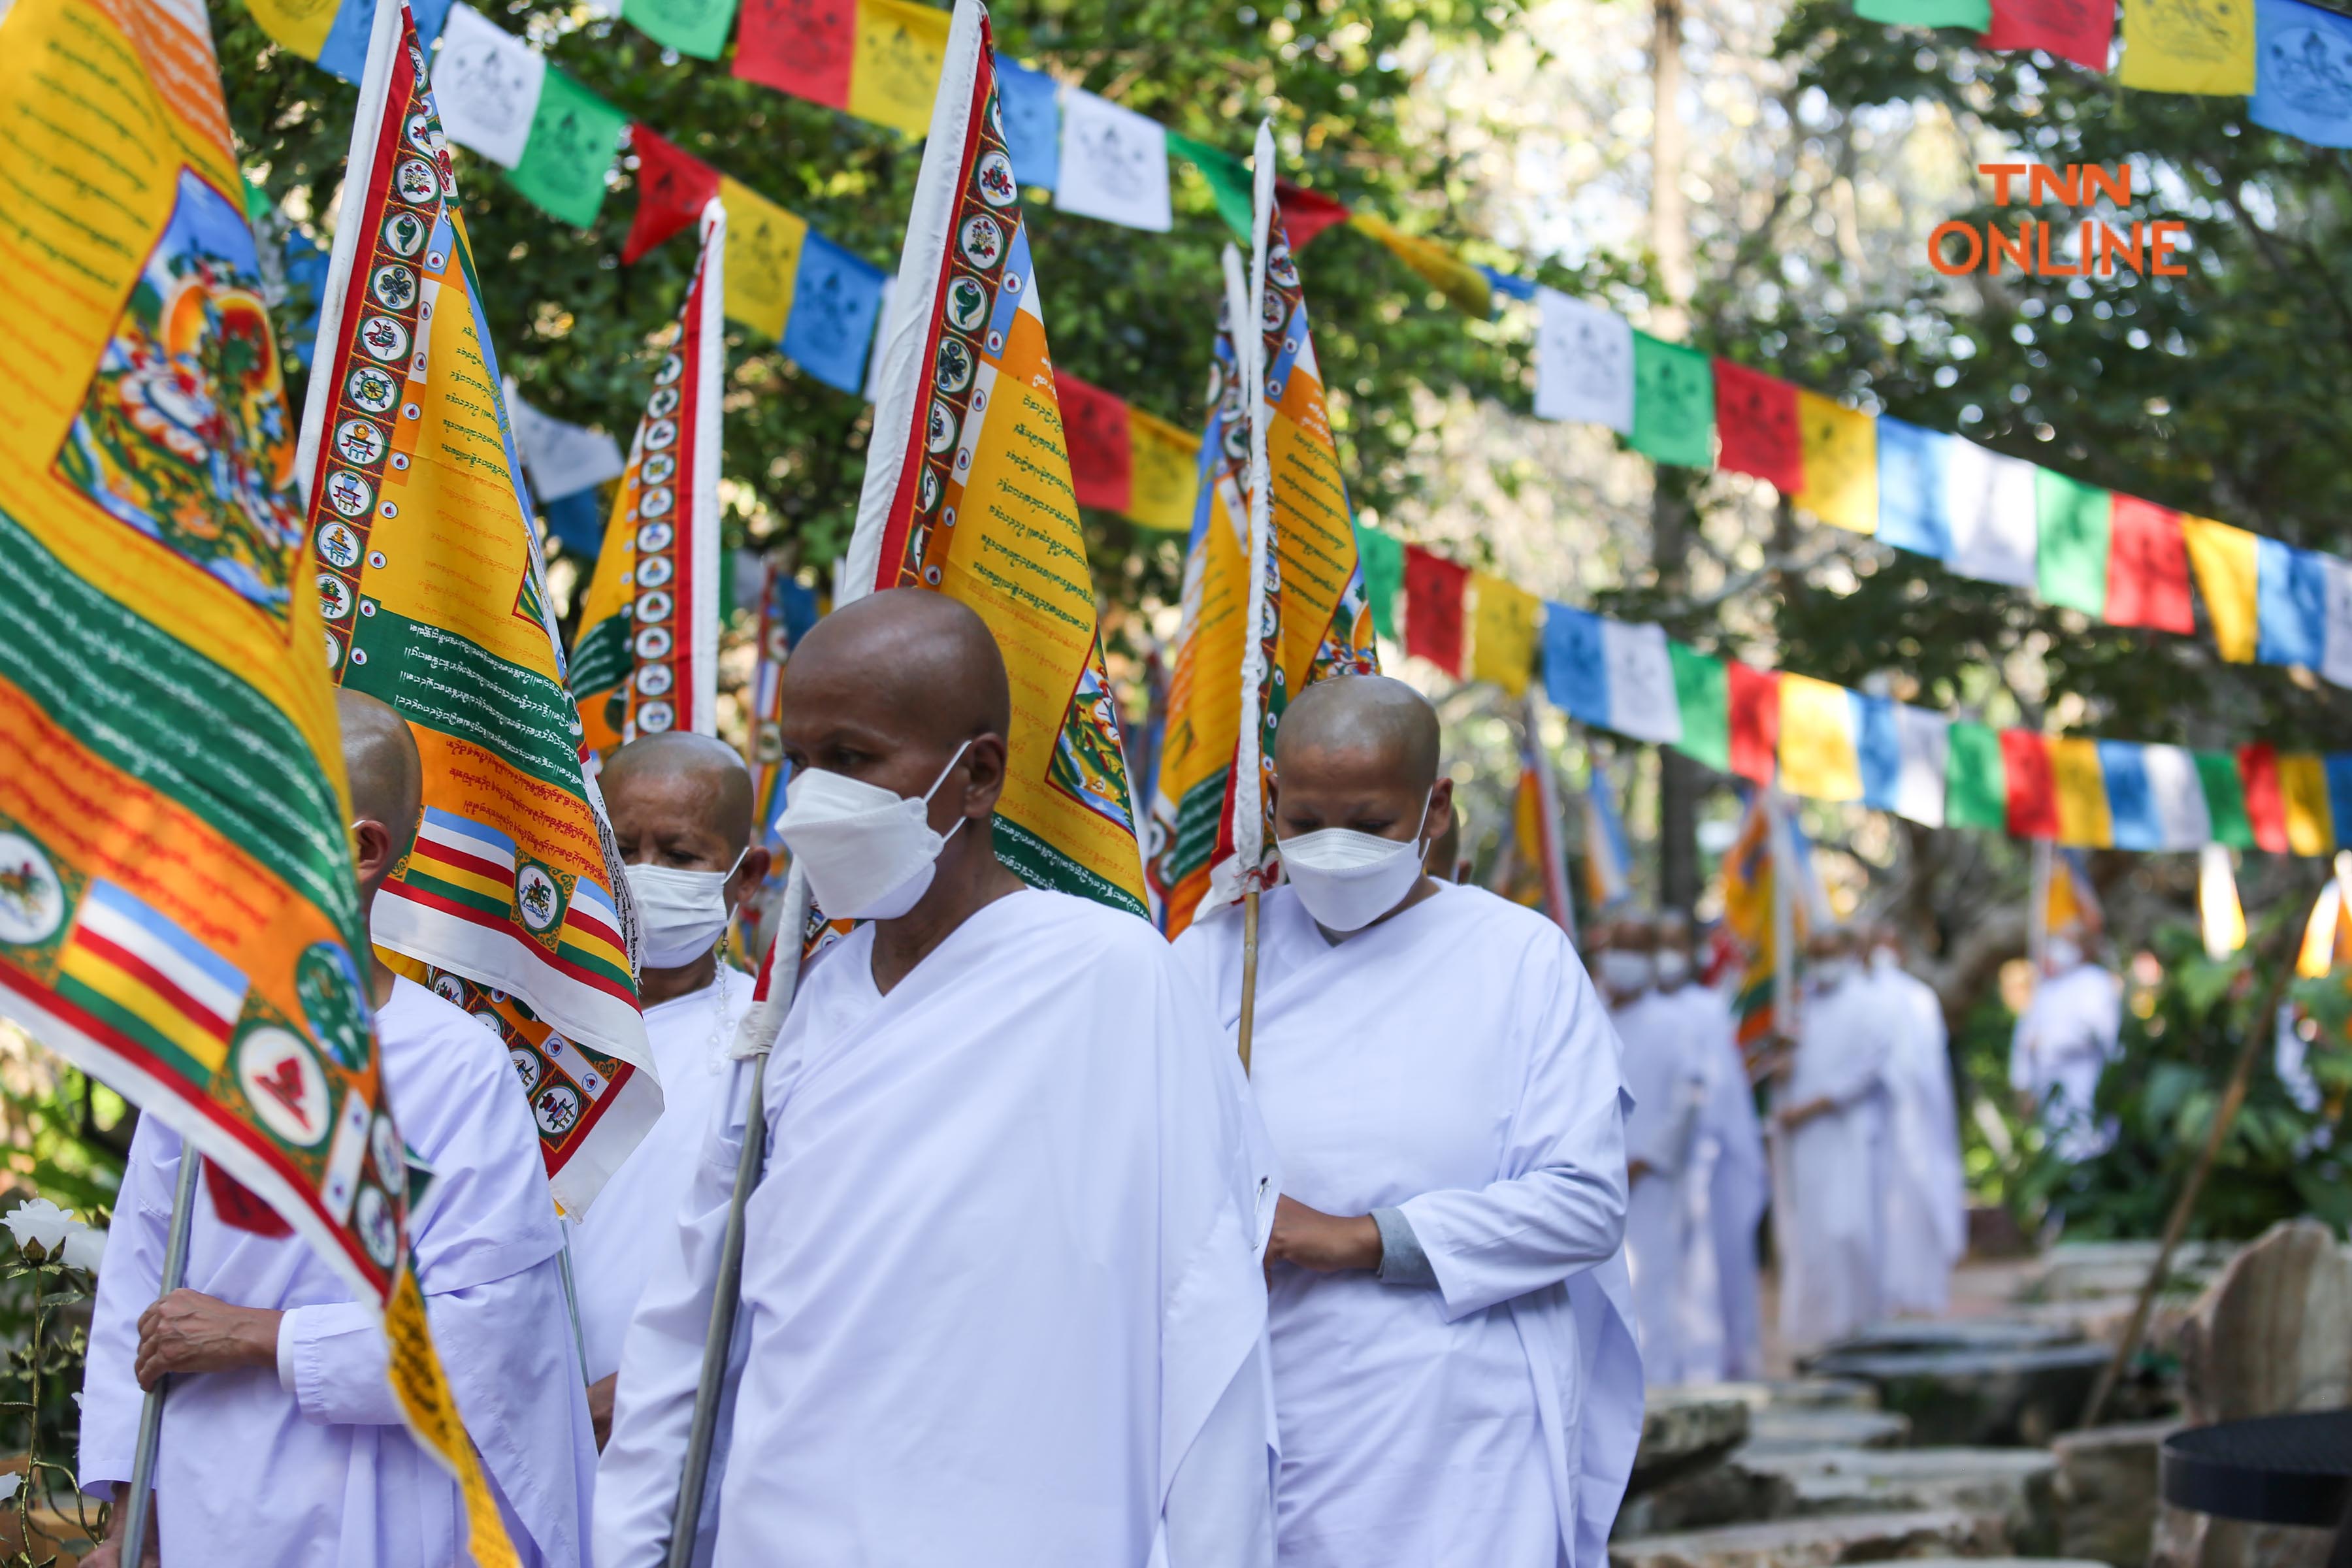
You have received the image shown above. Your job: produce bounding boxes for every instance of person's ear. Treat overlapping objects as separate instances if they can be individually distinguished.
[726,847,771,911]
[1425,777,1455,841]
[351,818,397,888]
[958,733,1008,819]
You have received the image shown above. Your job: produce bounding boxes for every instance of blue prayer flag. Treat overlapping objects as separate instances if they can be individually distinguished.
[2327,756,2352,849]
[540,486,606,559]
[1852,691,1901,813]
[2099,741,2161,851]
[1875,419,1954,560]
[319,0,451,80]
[2251,0,2352,150]
[2256,538,2328,667]
[995,57,1062,191]
[1541,606,1610,728]
[782,232,887,396]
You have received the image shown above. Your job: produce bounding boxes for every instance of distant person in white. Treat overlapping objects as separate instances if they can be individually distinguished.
[566,732,765,1443]
[595,590,1277,1568]
[1170,676,1641,1568]
[78,691,596,1568]
[1772,925,1897,1352]
[1655,911,1766,1382]
[2009,925,2123,1160]
[1867,922,1966,1316]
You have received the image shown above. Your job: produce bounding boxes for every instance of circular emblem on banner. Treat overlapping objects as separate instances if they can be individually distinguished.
[919,466,941,512]
[644,417,679,453]
[335,419,388,467]
[639,486,676,520]
[0,833,65,945]
[635,662,674,697]
[370,264,419,310]
[636,554,675,589]
[355,1186,398,1267]
[1268,241,1300,289]
[469,1007,506,1040]
[346,365,399,414]
[317,520,363,570]
[646,386,680,419]
[1222,419,1247,461]
[533,1083,582,1137]
[236,1027,332,1148]
[510,1047,542,1095]
[382,210,428,257]
[358,316,410,364]
[633,625,674,659]
[945,276,988,332]
[636,700,676,733]
[935,338,975,394]
[957,214,1005,270]
[395,157,439,206]
[1261,292,1285,333]
[635,521,675,553]
[403,112,434,155]
[323,472,373,523]
[642,453,677,486]
[655,351,683,387]
[370,1113,403,1188]
[317,574,353,622]
[323,630,343,671]
[974,151,1019,208]
[431,972,467,1007]
[514,863,564,936]
[754,721,783,763]
[636,588,675,625]
[926,400,956,455]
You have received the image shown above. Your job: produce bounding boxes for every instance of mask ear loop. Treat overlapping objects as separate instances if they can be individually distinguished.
[919,738,978,849]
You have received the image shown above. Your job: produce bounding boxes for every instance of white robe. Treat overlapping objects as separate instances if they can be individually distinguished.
[1771,975,1896,1352]
[1610,989,1708,1386]
[566,966,753,1382]
[1870,957,1965,1316]
[1170,883,1641,1568]
[1663,982,1765,1383]
[595,887,1279,1568]
[80,977,598,1568]
[2009,962,2123,1160]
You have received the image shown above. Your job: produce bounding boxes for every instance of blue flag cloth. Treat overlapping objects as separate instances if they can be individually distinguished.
[1478,267,1539,302]
[2256,538,2328,668]
[2100,741,2161,851]
[1874,418,1954,559]
[782,231,888,396]
[2251,0,2352,149]
[540,486,607,559]
[282,229,331,370]
[1852,691,1901,813]
[995,56,1062,191]
[319,0,451,80]
[2327,756,2352,848]
[1541,605,1610,728]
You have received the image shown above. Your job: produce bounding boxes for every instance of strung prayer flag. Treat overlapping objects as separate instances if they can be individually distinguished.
[1533,290,1635,432]
[2143,743,2213,850]
[1875,419,1954,559]
[2250,0,2352,148]
[2036,468,2112,615]
[996,56,1061,189]
[2001,731,2059,841]
[1727,662,1780,785]
[1405,546,1469,676]
[2327,759,2352,858]
[2240,744,2290,853]
[1778,674,1862,801]
[2105,494,2196,634]
[1058,371,1204,532]
[1894,704,1952,827]
[1630,333,1715,468]
[2324,556,2352,689]
[2196,748,2257,849]
[2281,752,2334,856]
[2255,538,2328,668]
[1168,133,1252,239]
[624,0,741,61]
[1358,525,1403,642]
[505,69,630,227]
[849,5,1149,915]
[1712,360,1803,494]
[734,0,949,138]
[2100,742,2160,851]
[244,0,453,80]
[504,382,626,555]
[1469,574,1543,696]
[1277,182,1355,248]
[571,203,727,755]
[717,177,808,339]
[1669,642,1729,772]
[779,230,888,394]
[1128,407,1203,532]
[1794,391,1878,534]
[1944,722,2010,832]
[1855,0,1991,25]
[2121,0,2257,92]
[2181,513,2260,662]
[620,127,722,264]
[1541,610,1680,744]
[1981,0,2116,69]
[296,0,655,1206]
[1942,440,2039,588]
[1853,693,1901,813]
[1056,88,1173,232]
[1348,213,1494,317]
[432,5,542,167]
[2050,737,2113,847]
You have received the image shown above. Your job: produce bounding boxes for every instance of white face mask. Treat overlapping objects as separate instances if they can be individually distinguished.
[1277,791,1433,934]
[1598,950,1654,997]
[1808,956,1852,992]
[777,741,971,921]
[2046,936,2083,972]
[1654,949,1691,988]
[626,849,747,969]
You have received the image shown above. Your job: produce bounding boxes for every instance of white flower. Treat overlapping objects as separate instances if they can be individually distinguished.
[61,1228,106,1274]
[2,1198,84,1257]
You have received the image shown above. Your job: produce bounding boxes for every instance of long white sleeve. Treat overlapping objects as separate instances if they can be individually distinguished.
[1156,1337,1275,1568]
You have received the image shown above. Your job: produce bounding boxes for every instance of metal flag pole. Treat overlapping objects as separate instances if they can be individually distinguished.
[120,1145,203,1565]
[557,1230,591,1386]
[665,866,811,1568]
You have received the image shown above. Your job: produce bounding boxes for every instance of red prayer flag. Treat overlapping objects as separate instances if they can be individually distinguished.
[2239,743,2289,853]
[2001,730,2059,840]
[621,126,722,265]
[1403,546,1469,676]
[2104,495,2195,635]
[1980,0,2115,71]
[1727,661,1780,784]
[1711,360,1804,494]
[1056,370,1133,515]
[1278,180,1352,248]
[734,0,856,112]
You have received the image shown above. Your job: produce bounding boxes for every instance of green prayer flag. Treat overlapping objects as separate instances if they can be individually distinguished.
[1356,523,1403,643]
[623,0,741,57]
[2035,468,2112,617]
[1168,133,1252,244]
[1854,0,1992,27]
[2195,749,2255,848]
[1667,641,1729,773]
[1944,721,2009,831]
[1631,333,1715,468]
[505,68,629,229]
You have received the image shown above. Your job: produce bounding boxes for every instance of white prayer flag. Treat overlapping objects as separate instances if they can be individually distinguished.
[1600,619,1680,743]
[1533,287,1634,433]
[502,380,626,502]
[2321,554,2352,689]
[431,4,546,169]
[1053,89,1172,233]
[1893,704,1950,828]
[1941,440,2038,587]
[2143,743,2213,851]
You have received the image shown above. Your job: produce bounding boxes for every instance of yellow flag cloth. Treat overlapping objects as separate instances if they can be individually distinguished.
[246,0,338,57]
[2281,753,2334,857]
[2180,514,2259,662]
[1125,406,1201,532]
[1469,572,1542,695]
[1348,212,1494,318]
[1776,674,1863,801]
[719,176,808,339]
[2051,738,2115,847]
[2120,0,2255,95]
[1794,391,1878,534]
[849,0,952,136]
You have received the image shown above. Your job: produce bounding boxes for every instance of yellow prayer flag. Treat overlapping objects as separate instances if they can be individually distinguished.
[849,0,951,137]
[2119,0,2255,95]
[244,0,340,59]
[2180,514,2259,662]
[2050,738,2115,848]
[1469,572,1542,695]
[1776,674,1863,802]
[1126,406,1201,532]
[719,176,807,339]
[1347,212,1494,318]
[1794,391,1878,535]
[2281,753,2334,857]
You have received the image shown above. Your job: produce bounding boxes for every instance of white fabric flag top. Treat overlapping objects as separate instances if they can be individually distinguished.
[502,380,627,503]
[2320,555,2352,690]
[430,4,546,169]
[1053,88,1173,232]
[1601,619,1681,744]
[2143,743,2214,851]
[1941,440,2038,587]
[1533,287,1635,433]
[1893,704,1950,828]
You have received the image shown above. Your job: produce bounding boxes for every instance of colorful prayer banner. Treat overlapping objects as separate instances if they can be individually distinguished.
[2250,0,2352,148]
[1404,545,1469,676]
[2104,494,2197,633]
[734,0,951,139]
[1630,332,1715,468]
[244,0,453,80]
[1533,289,1635,431]
[295,0,655,1207]
[1579,768,1636,917]
[2001,730,2060,841]
[1357,523,1403,642]
[2181,512,2261,661]
[1056,88,1173,232]
[1347,212,1494,318]
[623,0,742,59]
[2121,0,2257,93]
[2035,468,2112,615]
[1669,642,1730,771]
[431,8,627,228]
[1502,700,1576,936]
[846,0,1149,916]
[1981,0,2116,69]
[1794,391,1878,534]
[1059,370,1204,531]
[1542,609,1683,745]
[1942,439,2039,588]
[1712,359,1803,494]
[2050,736,2113,847]
[1855,0,1990,24]
[1727,662,1780,785]
[1469,573,1543,695]
[995,56,1061,189]
[1778,674,1863,802]
[2255,537,2328,668]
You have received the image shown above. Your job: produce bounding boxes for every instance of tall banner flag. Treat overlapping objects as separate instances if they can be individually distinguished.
[0,0,516,1560]
[294,0,655,1212]
[842,0,1149,916]
[1500,696,1576,936]
[571,201,727,755]
[737,563,823,963]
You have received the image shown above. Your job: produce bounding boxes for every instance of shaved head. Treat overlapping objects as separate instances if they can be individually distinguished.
[785,588,1010,749]
[336,689,421,875]
[1275,675,1441,789]
[604,732,755,855]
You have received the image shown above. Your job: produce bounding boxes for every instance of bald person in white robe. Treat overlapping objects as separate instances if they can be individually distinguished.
[79,691,596,1568]
[595,590,1277,1568]
[2010,932,2123,1161]
[1171,676,1641,1568]
[1867,924,1965,1316]
[566,734,766,1439]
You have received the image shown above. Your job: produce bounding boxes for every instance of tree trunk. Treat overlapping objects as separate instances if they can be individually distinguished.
[1650,0,1699,912]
